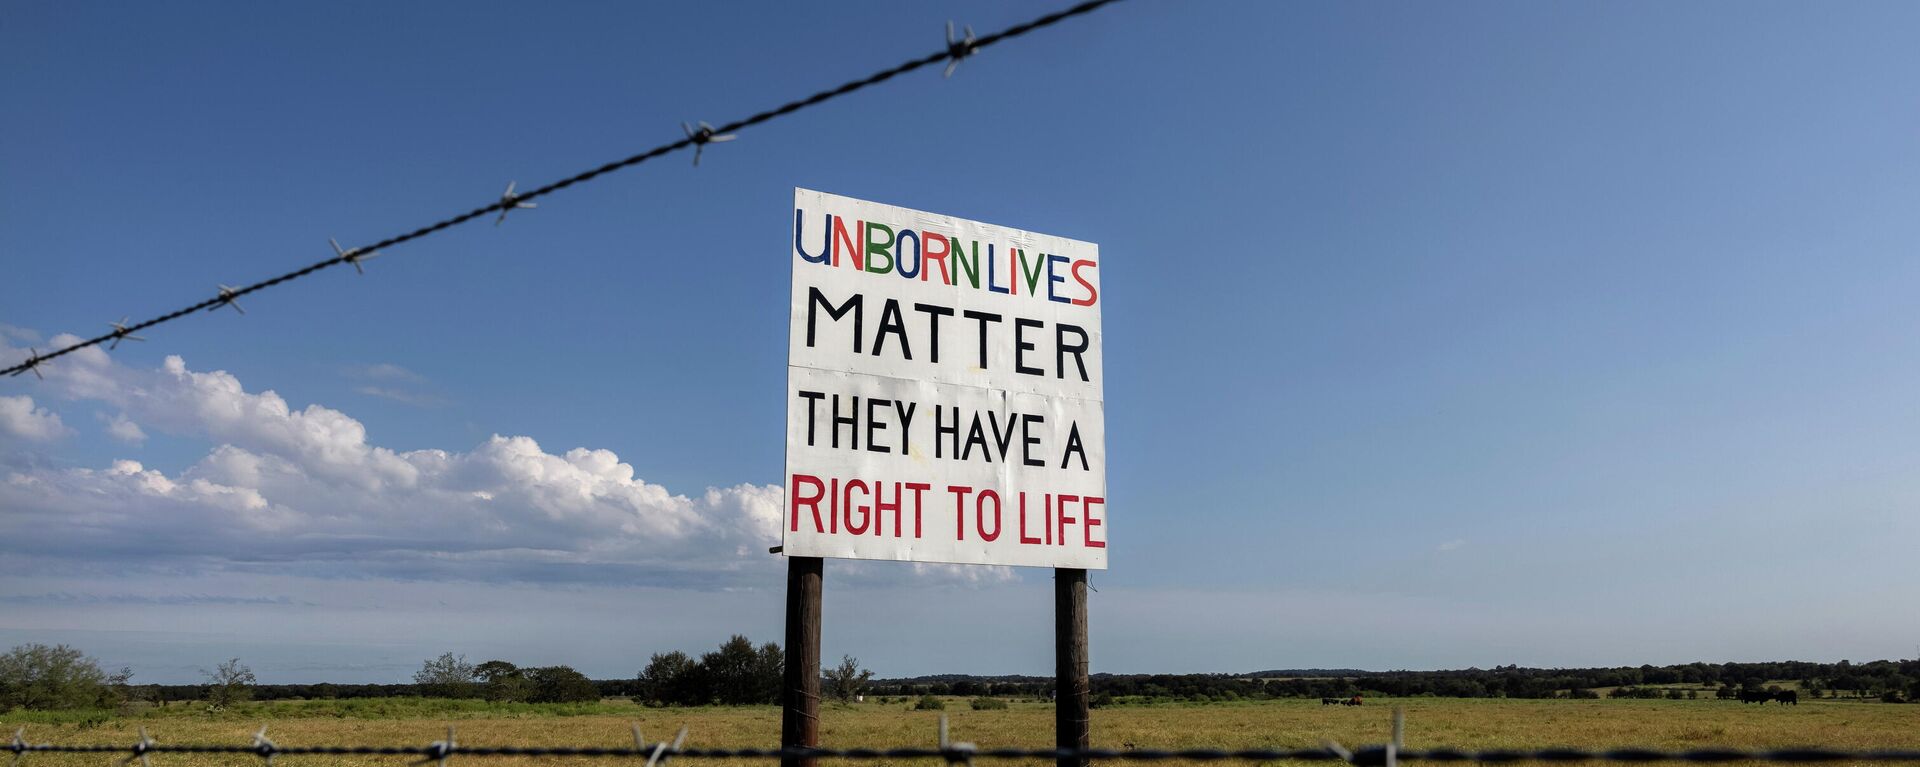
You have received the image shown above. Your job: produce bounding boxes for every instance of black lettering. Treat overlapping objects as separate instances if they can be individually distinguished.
[912,303,953,364]
[987,411,1017,458]
[831,394,859,450]
[1056,323,1090,382]
[864,397,891,453]
[798,390,825,446]
[935,405,959,459]
[1021,413,1046,467]
[892,400,917,455]
[1060,422,1089,471]
[806,288,863,353]
[962,415,991,463]
[962,310,1002,369]
[1014,318,1044,376]
[873,299,911,360]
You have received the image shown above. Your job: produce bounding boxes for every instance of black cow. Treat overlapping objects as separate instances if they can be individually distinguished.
[1739,689,1772,704]
[1321,697,1341,706]
[1773,690,1798,705]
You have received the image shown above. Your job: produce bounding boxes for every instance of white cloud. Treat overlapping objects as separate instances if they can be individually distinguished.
[353,385,446,407]
[348,363,426,383]
[0,324,42,343]
[100,412,147,444]
[0,395,69,441]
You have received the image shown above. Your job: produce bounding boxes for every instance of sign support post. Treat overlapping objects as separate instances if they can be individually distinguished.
[782,555,822,767]
[1055,568,1090,767]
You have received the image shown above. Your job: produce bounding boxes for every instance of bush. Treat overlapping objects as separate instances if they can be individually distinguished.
[969,696,1008,710]
[914,694,945,711]
[0,644,117,710]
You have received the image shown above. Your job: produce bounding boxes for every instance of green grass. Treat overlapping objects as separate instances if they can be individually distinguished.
[5,697,1916,767]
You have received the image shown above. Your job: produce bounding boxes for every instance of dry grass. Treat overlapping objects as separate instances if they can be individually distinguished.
[10,698,1918,767]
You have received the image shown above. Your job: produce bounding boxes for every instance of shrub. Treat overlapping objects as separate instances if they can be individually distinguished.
[914,694,945,711]
[969,697,1008,710]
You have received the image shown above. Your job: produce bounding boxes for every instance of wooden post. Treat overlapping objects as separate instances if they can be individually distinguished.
[1055,568,1090,767]
[782,556,823,767]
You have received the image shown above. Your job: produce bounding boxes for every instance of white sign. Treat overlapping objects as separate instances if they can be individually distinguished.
[783,189,1106,569]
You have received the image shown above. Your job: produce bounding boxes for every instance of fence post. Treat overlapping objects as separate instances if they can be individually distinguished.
[1055,568,1090,767]
[782,556,823,767]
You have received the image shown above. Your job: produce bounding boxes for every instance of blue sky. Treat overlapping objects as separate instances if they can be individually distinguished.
[5,0,1920,684]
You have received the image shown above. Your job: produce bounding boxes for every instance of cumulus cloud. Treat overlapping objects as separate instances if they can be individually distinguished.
[0,332,786,586]
[0,395,69,441]
[100,412,147,444]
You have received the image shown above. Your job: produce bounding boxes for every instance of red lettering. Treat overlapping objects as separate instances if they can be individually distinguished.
[873,481,902,537]
[790,474,825,533]
[948,485,973,541]
[905,482,930,538]
[1071,259,1099,306]
[1057,493,1078,546]
[1084,496,1105,548]
[1019,492,1043,544]
[832,217,863,270]
[923,232,951,283]
[977,489,1001,542]
[844,479,870,534]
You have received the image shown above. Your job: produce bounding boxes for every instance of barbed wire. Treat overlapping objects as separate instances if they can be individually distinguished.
[14,740,1920,765]
[12,727,1920,766]
[0,0,1123,378]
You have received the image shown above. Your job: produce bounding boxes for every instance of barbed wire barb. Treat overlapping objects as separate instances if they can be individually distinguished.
[123,727,154,767]
[494,182,537,226]
[252,726,276,767]
[643,727,686,767]
[681,122,735,166]
[108,317,146,349]
[331,238,380,275]
[8,348,44,379]
[211,286,245,315]
[936,714,976,767]
[944,21,977,77]
[413,726,456,767]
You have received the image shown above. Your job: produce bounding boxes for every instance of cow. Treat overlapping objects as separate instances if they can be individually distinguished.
[1773,691,1798,705]
[1321,697,1341,706]
[1342,695,1364,707]
[1739,689,1771,704]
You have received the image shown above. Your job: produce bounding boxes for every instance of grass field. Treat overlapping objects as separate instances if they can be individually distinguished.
[8,698,1918,767]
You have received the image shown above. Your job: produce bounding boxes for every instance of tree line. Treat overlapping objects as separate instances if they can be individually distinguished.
[8,640,1916,712]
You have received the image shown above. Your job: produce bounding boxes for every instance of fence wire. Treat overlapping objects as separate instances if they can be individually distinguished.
[1,0,1122,378]
[12,739,1920,765]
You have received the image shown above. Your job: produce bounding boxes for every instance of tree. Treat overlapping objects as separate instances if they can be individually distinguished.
[203,658,255,707]
[476,660,531,703]
[637,651,704,706]
[415,653,479,698]
[526,666,598,703]
[0,643,110,710]
[825,655,873,703]
[754,642,784,705]
[702,635,765,705]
